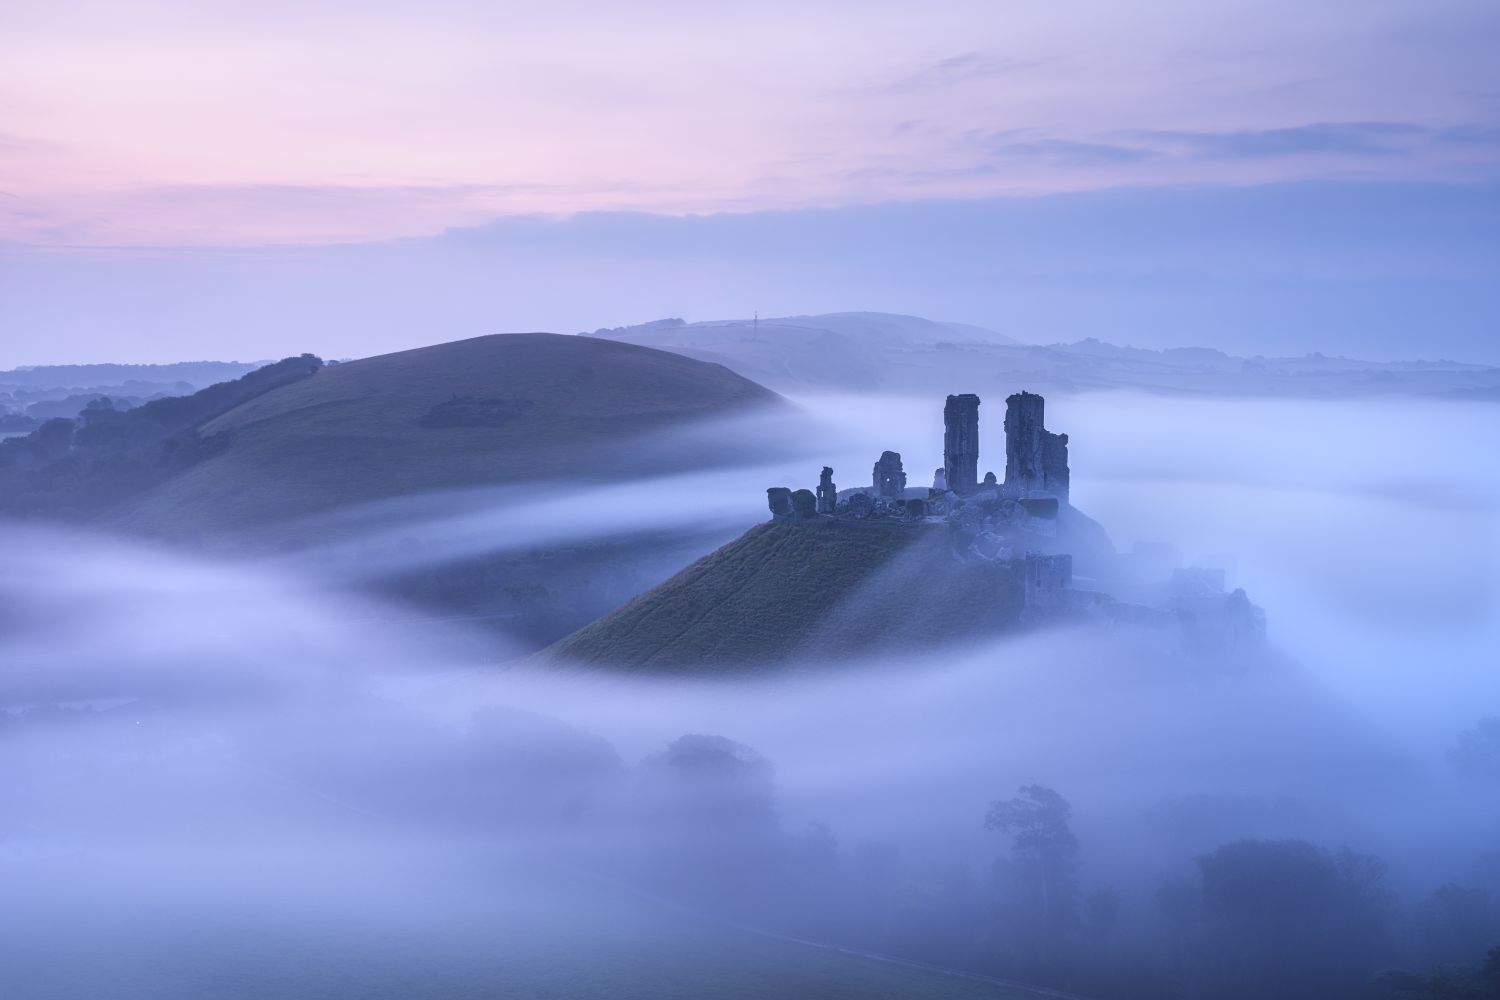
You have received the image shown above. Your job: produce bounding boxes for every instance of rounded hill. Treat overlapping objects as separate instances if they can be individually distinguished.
[113,333,781,537]
[543,518,1027,672]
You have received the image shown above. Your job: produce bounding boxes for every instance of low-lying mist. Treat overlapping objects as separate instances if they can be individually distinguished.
[2,392,1497,999]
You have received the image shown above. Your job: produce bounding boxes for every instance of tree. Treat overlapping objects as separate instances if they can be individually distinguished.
[986,784,1079,928]
[32,417,75,460]
[1481,945,1500,998]
[1193,839,1391,1000]
[1419,883,1496,969]
[1370,945,1500,999]
[633,734,782,902]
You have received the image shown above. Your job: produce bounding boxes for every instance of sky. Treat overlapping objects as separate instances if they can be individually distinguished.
[1,0,1497,362]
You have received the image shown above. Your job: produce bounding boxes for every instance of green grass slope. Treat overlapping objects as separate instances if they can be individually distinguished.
[545,519,1025,671]
[111,333,779,539]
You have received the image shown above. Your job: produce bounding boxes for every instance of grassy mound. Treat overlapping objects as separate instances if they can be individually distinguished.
[545,519,1025,671]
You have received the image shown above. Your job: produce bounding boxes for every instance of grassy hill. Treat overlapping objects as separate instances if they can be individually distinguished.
[544,518,1025,671]
[110,333,780,539]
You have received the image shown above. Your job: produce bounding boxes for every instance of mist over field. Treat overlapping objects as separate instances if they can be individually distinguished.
[5,0,1499,995]
[4,390,1497,999]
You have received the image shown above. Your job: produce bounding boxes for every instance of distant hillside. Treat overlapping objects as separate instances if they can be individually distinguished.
[0,360,264,390]
[591,312,1019,393]
[0,355,325,520]
[110,333,781,539]
[543,519,1026,672]
[0,360,269,429]
[593,311,1500,399]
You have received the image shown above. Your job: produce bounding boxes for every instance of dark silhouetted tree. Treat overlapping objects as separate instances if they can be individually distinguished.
[1419,883,1497,969]
[986,783,1080,928]
[1481,945,1500,998]
[1194,839,1391,1000]
[633,734,781,905]
[984,784,1089,996]
[32,417,75,460]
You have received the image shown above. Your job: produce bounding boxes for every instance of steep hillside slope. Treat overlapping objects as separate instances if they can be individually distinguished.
[544,519,1025,671]
[112,333,780,538]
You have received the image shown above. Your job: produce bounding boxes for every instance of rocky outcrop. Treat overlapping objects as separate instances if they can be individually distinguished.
[790,489,818,519]
[943,393,980,495]
[767,487,792,519]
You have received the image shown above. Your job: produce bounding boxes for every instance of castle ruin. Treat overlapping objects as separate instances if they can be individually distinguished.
[816,466,837,514]
[1003,391,1069,503]
[767,390,1072,525]
[942,393,980,495]
[873,451,906,498]
[763,389,1266,647]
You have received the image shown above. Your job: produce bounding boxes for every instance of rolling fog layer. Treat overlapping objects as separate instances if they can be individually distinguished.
[271,390,1498,734]
[2,392,1497,997]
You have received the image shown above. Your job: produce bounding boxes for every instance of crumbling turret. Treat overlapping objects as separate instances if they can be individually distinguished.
[816,467,837,514]
[943,394,980,495]
[873,451,906,498]
[1003,391,1069,503]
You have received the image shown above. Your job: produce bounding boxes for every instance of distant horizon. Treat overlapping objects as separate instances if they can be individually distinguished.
[4,311,1498,373]
[5,180,1498,368]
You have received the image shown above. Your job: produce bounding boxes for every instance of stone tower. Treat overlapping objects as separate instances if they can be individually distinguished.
[943,394,980,495]
[816,466,837,514]
[872,451,906,498]
[1003,391,1069,502]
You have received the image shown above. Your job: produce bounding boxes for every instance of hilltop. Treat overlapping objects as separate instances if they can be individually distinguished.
[545,387,1259,671]
[543,518,1027,671]
[105,333,780,539]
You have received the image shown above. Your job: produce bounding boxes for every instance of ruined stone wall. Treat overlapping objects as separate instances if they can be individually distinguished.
[873,451,906,498]
[1004,391,1069,503]
[816,466,838,514]
[1022,552,1073,609]
[943,393,980,495]
[1041,430,1069,503]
